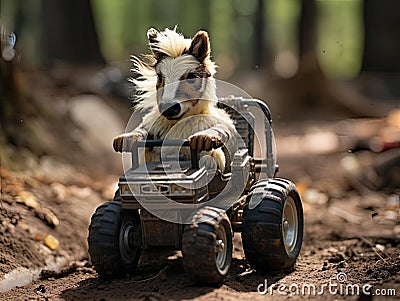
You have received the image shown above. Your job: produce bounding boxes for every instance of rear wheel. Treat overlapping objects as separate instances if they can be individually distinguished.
[242,178,303,271]
[88,201,141,278]
[182,206,232,284]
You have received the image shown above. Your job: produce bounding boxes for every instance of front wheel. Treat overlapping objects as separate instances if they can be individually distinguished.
[88,201,141,278]
[182,206,233,284]
[242,178,304,271]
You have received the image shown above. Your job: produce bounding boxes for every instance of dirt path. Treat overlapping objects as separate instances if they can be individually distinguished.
[1,121,399,301]
[2,215,399,300]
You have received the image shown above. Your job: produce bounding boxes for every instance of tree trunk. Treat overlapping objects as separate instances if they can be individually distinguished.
[298,0,319,73]
[253,0,266,69]
[41,0,104,66]
[361,0,400,72]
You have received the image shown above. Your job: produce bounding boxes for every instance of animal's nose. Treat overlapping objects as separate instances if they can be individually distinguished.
[159,102,181,118]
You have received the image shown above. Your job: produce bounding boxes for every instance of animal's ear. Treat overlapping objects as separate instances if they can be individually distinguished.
[147,28,159,45]
[189,31,210,62]
[147,28,164,61]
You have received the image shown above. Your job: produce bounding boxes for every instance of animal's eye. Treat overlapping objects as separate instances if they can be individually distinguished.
[186,72,197,83]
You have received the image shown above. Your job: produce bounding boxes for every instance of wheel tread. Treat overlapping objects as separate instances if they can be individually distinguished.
[182,206,233,284]
[87,201,141,279]
[242,178,304,271]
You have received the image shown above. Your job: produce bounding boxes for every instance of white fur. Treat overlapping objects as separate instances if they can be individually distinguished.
[129,27,235,171]
[157,55,200,84]
[129,56,157,112]
[130,28,217,113]
[149,27,191,59]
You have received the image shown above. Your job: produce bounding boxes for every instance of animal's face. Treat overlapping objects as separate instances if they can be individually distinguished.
[148,29,213,120]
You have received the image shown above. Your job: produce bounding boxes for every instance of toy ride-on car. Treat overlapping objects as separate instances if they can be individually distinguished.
[88,97,304,284]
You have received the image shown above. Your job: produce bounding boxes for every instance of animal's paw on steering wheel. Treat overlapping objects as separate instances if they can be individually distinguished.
[113,132,144,152]
[188,129,228,151]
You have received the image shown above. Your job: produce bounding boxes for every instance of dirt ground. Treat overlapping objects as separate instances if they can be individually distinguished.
[0,72,399,300]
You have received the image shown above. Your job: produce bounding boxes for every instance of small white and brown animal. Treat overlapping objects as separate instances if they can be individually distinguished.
[113,27,236,171]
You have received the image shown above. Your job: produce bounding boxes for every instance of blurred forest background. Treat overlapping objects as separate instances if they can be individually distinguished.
[1,0,400,174]
[1,1,400,296]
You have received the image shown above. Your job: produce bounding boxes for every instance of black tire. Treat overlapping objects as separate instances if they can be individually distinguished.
[182,206,233,284]
[242,178,303,271]
[88,201,141,279]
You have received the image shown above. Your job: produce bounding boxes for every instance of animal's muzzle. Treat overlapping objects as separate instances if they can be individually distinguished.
[159,102,181,118]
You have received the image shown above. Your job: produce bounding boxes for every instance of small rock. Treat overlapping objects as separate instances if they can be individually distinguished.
[44,234,59,250]
[16,191,39,209]
[341,154,362,177]
[328,253,345,263]
[35,207,60,228]
[69,185,93,199]
[5,223,15,234]
[393,225,400,236]
[50,182,70,201]
[337,261,349,268]
[303,188,329,205]
[384,210,398,221]
[375,244,385,252]
[35,284,46,293]
[386,194,399,210]
[1,195,14,204]
[328,247,339,253]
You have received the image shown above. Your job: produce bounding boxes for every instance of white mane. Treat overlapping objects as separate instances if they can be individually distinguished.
[149,27,192,58]
[129,57,157,111]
